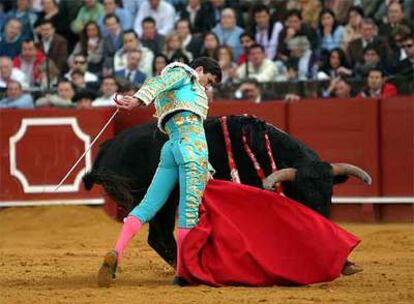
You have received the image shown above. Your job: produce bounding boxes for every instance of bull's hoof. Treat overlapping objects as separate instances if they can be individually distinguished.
[97,250,118,287]
[341,260,363,276]
[172,276,189,287]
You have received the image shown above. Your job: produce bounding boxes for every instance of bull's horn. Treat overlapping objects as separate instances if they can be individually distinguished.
[263,168,297,190]
[331,163,372,185]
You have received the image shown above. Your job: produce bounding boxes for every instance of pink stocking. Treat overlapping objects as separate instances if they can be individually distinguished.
[114,215,143,264]
[176,228,191,277]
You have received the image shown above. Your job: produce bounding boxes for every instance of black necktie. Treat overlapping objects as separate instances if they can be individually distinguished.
[126,71,132,81]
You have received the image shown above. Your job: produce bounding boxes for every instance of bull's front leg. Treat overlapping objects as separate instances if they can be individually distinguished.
[147,191,179,268]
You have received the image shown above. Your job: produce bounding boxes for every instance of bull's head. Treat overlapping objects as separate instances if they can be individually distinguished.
[262,163,372,217]
[263,163,372,189]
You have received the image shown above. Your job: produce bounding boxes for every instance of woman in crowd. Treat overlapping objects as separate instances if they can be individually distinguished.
[317,9,344,58]
[163,31,193,62]
[317,48,352,80]
[200,31,220,59]
[152,53,169,76]
[341,6,364,51]
[68,21,103,74]
[214,45,237,84]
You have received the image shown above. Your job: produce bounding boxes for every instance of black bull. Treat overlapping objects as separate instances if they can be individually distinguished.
[83,115,371,267]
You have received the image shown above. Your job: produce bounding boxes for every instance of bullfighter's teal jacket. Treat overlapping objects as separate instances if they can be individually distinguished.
[133,62,208,133]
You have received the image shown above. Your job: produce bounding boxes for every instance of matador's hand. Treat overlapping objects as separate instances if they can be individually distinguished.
[114,93,143,110]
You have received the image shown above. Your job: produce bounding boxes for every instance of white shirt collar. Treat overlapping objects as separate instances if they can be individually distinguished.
[182,35,192,47]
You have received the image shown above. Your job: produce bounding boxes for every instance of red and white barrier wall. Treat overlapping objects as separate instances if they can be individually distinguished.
[0,109,115,215]
[0,98,412,222]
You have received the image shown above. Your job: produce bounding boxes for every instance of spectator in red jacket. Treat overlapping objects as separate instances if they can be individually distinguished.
[358,67,398,98]
[13,39,45,87]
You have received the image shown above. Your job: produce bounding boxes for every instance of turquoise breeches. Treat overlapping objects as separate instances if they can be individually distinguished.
[129,111,209,228]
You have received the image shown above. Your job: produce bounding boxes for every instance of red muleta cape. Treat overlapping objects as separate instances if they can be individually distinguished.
[180,180,360,287]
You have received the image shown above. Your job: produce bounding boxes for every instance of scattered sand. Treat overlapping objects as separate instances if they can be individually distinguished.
[0,206,413,304]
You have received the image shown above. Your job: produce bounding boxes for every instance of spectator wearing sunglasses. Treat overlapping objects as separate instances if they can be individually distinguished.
[394,35,414,78]
[390,25,412,69]
[64,54,98,83]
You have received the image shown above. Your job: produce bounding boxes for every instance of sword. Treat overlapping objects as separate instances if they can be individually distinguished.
[54,106,120,192]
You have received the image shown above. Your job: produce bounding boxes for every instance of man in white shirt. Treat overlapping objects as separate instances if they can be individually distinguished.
[92,76,119,107]
[65,54,99,83]
[133,0,176,37]
[0,56,28,89]
[236,44,279,82]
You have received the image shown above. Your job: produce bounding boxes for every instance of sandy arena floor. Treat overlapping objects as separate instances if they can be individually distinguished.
[0,206,413,304]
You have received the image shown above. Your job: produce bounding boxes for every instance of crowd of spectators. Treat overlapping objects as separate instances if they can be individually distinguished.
[0,0,413,108]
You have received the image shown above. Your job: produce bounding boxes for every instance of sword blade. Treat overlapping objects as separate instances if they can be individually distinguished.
[54,108,119,192]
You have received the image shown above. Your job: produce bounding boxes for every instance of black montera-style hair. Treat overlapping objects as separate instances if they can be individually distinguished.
[190,57,222,83]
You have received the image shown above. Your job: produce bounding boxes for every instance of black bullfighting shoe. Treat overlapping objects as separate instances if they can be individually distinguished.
[341,260,363,276]
[172,276,189,287]
[97,250,118,287]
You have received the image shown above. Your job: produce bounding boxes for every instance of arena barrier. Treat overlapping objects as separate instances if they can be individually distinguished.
[0,108,116,216]
[0,97,412,222]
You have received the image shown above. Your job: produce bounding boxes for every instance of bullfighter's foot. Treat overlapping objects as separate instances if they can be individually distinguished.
[172,276,189,287]
[97,250,118,287]
[341,260,363,276]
